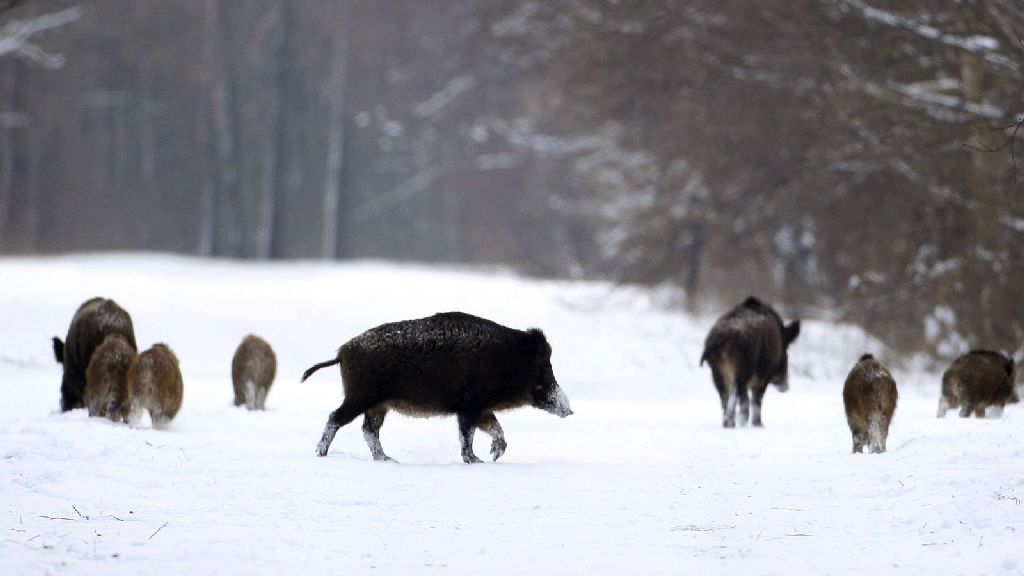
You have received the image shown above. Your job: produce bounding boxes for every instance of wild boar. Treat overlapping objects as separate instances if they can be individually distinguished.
[700,296,800,428]
[302,312,573,463]
[842,354,898,454]
[84,333,137,422]
[231,334,277,410]
[937,350,1017,418]
[52,297,137,412]
[125,343,183,430]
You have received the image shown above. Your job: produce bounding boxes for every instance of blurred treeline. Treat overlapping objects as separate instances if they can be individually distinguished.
[1,1,1022,358]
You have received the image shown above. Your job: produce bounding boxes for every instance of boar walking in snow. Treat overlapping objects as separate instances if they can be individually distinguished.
[700,297,800,428]
[125,343,183,430]
[843,354,898,454]
[937,350,1018,418]
[232,334,277,410]
[302,312,573,463]
[52,297,137,412]
[84,333,137,422]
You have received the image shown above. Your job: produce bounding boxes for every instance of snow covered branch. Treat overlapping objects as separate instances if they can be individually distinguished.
[0,6,82,68]
[839,0,1019,72]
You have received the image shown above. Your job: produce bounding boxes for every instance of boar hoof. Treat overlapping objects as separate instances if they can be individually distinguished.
[463,453,484,464]
[490,439,507,461]
[316,441,331,457]
[722,418,736,428]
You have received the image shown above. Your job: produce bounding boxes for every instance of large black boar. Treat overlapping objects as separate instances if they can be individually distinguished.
[938,350,1018,418]
[52,297,137,412]
[84,333,137,422]
[302,312,573,463]
[700,297,800,428]
[125,343,183,430]
[843,354,898,454]
[231,334,277,410]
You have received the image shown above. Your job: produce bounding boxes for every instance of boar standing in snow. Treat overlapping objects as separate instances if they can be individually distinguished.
[938,350,1018,418]
[52,297,137,412]
[302,312,573,463]
[842,354,898,454]
[231,334,277,410]
[84,333,137,422]
[125,343,183,430]
[700,296,800,428]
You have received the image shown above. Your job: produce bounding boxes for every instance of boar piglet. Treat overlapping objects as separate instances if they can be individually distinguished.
[302,312,573,464]
[938,350,1017,418]
[125,344,183,430]
[84,333,137,422]
[232,334,277,410]
[843,354,898,454]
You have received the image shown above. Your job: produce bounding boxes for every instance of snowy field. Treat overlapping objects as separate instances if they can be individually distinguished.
[1,254,1021,575]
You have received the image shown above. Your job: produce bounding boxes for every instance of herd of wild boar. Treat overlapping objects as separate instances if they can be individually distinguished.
[51,295,1019,462]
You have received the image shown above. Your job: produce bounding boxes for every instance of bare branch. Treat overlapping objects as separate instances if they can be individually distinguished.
[0,6,82,68]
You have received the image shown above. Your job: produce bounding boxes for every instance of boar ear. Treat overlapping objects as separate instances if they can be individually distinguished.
[783,320,800,345]
[527,328,551,357]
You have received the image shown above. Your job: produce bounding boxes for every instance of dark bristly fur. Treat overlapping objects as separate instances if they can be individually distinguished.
[937,350,1018,418]
[303,311,573,463]
[843,354,898,454]
[125,343,183,430]
[52,297,137,412]
[700,296,800,428]
[84,333,137,422]
[232,334,277,410]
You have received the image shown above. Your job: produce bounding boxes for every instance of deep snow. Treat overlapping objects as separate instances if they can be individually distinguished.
[1,254,1021,575]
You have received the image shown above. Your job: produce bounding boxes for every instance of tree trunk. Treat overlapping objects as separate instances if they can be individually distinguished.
[257,1,290,260]
[321,32,346,260]
[205,0,241,257]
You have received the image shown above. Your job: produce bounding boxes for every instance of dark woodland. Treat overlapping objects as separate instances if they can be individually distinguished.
[2,1,1022,358]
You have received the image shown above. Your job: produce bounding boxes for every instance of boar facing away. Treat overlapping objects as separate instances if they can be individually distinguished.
[52,297,137,412]
[843,354,898,454]
[302,312,573,463]
[125,343,183,430]
[84,333,137,422]
[938,350,1018,418]
[700,297,800,428]
[232,334,277,410]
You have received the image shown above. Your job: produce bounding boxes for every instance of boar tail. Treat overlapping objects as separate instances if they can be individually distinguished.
[301,358,341,382]
[52,337,65,364]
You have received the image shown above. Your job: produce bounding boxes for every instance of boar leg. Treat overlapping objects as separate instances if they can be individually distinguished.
[713,361,740,428]
[711,367,728,413]
[361,406,393,461]
[867,418,884,453]
[737,387,751,426]
[750,385,767,427]
[851,430,866,453]
[974,405,986,418]
[477,412,507,462]
[316,399,367,457]
[255,385,268,411]
[958,402,974,418]
[457,413,483,464]
[936,397,950,417]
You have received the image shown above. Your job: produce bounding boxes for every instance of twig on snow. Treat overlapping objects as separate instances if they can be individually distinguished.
[148,521,168,540]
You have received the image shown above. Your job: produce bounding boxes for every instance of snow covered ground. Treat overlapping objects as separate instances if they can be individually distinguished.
[1,254,1021,575]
